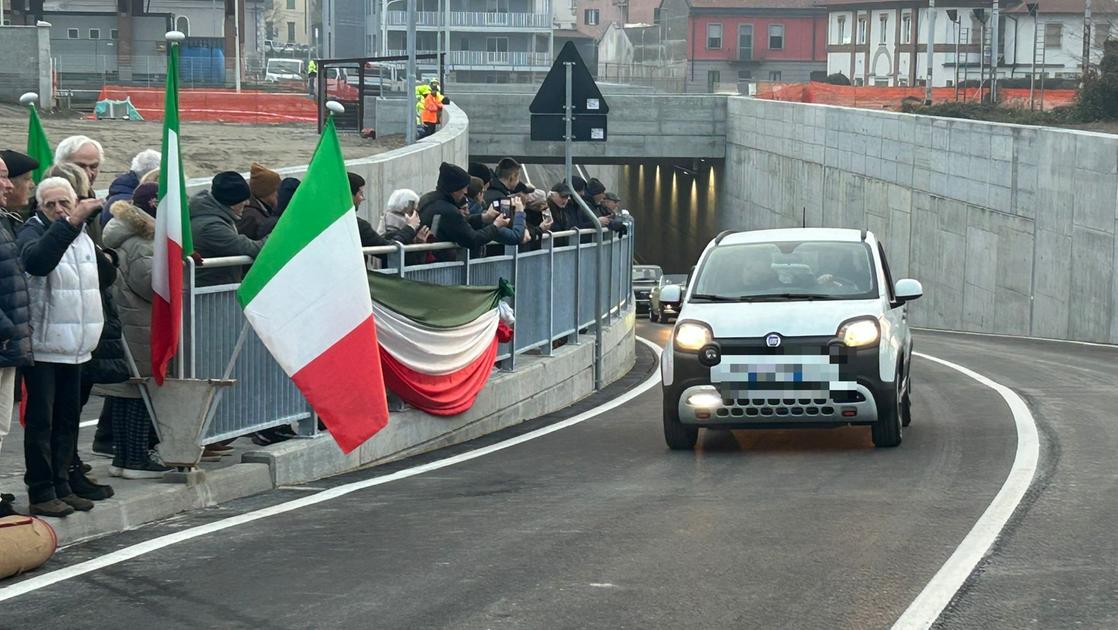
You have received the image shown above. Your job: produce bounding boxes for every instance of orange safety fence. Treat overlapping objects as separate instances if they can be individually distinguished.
[93,86,320,124]
[752,82,1077,112]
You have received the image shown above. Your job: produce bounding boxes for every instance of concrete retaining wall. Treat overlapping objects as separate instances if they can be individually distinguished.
[0,23,52,106]
[721,97,1118,344]
[244,309,637,486]
[457,93,727,163]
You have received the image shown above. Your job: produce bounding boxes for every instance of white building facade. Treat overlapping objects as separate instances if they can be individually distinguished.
[825,0,1116,88]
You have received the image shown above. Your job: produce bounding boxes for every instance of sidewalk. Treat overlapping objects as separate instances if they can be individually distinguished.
[0,396,275,546]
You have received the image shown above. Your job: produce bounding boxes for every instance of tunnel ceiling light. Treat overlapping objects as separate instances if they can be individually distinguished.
[673,164,697,177]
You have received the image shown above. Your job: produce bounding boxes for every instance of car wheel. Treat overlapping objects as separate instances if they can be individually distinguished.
[663,400,698,450]
[900,374,913,427]
[871,379,903,448]
[650,306,660,323]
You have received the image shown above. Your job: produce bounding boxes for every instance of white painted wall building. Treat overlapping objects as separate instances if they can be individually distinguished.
[825,0,1117,88]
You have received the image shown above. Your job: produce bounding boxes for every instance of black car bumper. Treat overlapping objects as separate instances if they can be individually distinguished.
[664,335,895,429]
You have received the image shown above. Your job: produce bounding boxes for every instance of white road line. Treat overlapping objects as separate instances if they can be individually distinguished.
[914,326,1118,350]
[892,352,1040,630]
[79,420,97,429]
[0,338,664,603]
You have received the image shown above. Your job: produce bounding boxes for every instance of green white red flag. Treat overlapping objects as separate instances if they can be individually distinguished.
[237,116,389,453]
[369,273,512,416]
[151,38,193,384]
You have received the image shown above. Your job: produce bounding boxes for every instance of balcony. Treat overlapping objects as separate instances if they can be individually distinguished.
[385,11,552,30]
[732,48,766,64]
[387,49,551,69]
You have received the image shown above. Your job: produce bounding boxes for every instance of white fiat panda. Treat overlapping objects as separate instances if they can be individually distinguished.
[660,228,923,450]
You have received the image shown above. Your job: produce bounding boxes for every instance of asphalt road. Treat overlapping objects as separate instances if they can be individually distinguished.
[1,323,1113,629]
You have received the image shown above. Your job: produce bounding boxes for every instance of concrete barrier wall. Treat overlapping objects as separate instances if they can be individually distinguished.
[184,102,469,230]
[0,24,52,105]
[457,93,727,163]
[721,97,1118,344]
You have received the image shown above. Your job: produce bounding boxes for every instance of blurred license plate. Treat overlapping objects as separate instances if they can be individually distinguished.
[712,356,838,384]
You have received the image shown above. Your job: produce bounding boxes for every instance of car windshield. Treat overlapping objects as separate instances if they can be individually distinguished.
[268,60,302,75]
[634,266,663,281]
[660,274,688,287]
[691,240,877,301]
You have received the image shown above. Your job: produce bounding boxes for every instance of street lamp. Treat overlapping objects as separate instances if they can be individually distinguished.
[382,0,406,55]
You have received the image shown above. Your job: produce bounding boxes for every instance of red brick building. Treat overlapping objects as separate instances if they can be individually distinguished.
[687,0,827,92]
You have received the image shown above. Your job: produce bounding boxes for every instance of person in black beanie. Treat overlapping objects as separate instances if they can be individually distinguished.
[418,162,509,261]
[189,171,263,287]
[468,162,492,193]
[275,177,300,215]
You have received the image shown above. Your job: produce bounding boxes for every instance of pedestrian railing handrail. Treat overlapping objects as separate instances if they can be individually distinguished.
[182,222,634,444]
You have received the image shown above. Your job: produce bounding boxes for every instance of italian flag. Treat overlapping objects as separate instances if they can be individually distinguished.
[237,116,389,454]
[151,39,193,384]
[369,273,513,416]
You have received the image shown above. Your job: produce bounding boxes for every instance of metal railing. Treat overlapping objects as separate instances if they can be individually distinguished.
[386,49,552,68]
[181,225,635,444]
[385,10,552,29]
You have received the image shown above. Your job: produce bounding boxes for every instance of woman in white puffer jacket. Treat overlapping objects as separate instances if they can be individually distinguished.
[16,177,112,518]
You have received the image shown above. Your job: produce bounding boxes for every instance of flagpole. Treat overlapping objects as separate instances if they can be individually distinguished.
[20,91,52,184]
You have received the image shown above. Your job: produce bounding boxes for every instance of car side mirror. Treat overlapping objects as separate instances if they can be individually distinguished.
[660,285,682,302]
[894,278,923,303]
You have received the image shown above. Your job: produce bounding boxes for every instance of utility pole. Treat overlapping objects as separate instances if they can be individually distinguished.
[234,0,242,92]
[1082,0,1093,89]
[405,0,416,144]
[925,0,937,104]
[991,0,999,102]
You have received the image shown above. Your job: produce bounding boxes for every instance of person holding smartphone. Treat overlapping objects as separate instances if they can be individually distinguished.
[418,163,510,262]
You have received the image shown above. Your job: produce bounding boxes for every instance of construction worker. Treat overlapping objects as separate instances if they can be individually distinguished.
[421,80,445,137]
[415,83,431,127]
[306,58,318,98]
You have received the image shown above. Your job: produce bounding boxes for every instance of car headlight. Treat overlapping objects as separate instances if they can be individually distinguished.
[674,322,713,351]
[838,318,880,347]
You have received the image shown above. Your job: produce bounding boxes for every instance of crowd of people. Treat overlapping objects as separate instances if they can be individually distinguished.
[0,132,627,519]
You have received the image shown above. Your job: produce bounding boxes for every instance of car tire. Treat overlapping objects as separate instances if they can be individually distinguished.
[650,306,660,323]
[871,380,903,448]
[663,402,698,450]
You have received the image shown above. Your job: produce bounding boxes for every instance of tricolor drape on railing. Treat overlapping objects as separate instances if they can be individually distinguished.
[369,273,513,416]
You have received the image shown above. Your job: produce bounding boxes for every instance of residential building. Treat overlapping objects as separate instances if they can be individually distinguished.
[266,0,310,46]
[382,0,554,82]
[687,0,827,93]
[1002,0,1117,80]
[18,0,269,79]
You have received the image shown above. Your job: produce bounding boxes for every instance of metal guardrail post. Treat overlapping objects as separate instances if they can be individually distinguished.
[184,256,197,379]
[571,231,581,345]
[572,195,604,391]
[463,247,471,285]
[393,241,406,277]
[607,232,614,323]
[545,234,554,357]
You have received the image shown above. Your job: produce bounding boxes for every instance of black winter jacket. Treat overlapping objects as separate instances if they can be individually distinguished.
[418,191,501,261]
[0,211,32,368]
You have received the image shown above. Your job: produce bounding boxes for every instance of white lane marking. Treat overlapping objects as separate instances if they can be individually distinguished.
[892,352,1040,630]
[0,338,664,603]
[79,420,97,429]
[914,327,1118,350]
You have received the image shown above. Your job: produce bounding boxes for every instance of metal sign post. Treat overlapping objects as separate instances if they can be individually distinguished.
[405,0,416,144]
[925,0,937,104]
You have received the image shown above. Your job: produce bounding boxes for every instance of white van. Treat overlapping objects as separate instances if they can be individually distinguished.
[265,58,304,82]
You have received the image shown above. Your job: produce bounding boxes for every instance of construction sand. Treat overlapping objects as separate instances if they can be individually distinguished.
[0,105,405,186]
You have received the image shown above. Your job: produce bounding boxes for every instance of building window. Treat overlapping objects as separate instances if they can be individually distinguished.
[879,14,888,43]
[287,21,296,41]
[584,9,599,26]
[175,16,190,36]
[768,24,784,50]
[739,24,753,60]
[738,69,752,80]
[836,16,847,44]
[707,69,720,92]
[110,29,118,40]
[857,17,867,44]
[769,70,782,81]
[67,28,79,39]
[901,13,911,44]
[89,28,101,39]
[486,36,509,63]
[287,0,295,8]
[653,7,661,24]
[707,23,722,49]
[1045,22,1062,48]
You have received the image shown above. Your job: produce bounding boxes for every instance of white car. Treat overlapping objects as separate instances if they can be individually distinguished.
[265,58,304,82]
[660,228,923,450]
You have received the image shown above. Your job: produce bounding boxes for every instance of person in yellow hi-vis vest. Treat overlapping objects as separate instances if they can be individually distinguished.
[306,59,318,98]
